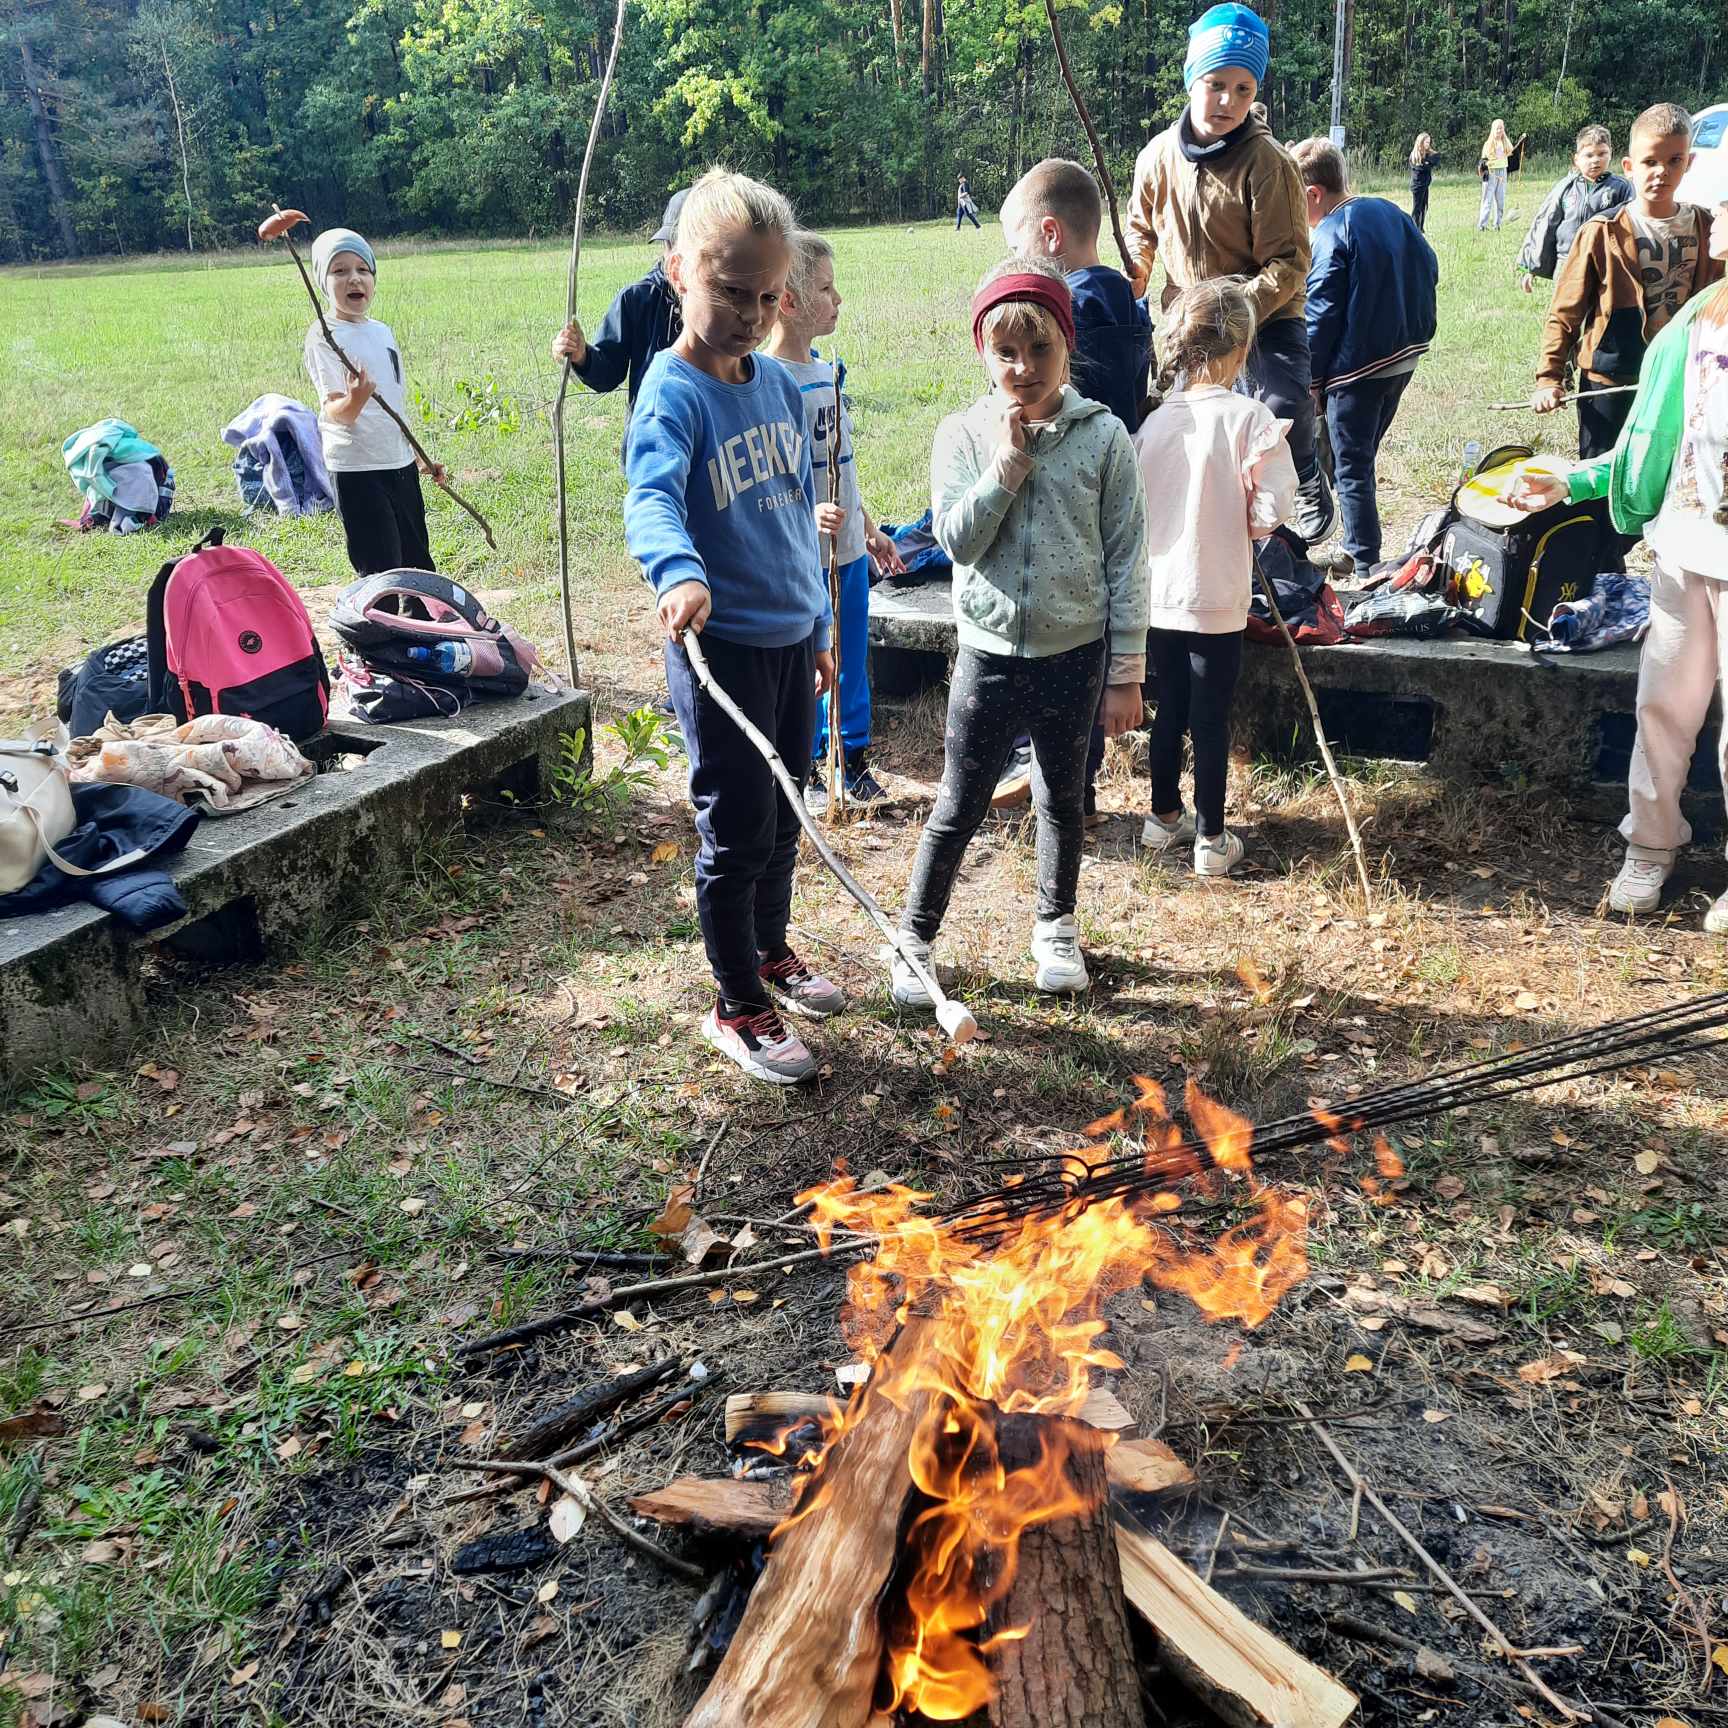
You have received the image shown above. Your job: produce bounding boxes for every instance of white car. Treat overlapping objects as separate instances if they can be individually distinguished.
[1679,103,1728,208]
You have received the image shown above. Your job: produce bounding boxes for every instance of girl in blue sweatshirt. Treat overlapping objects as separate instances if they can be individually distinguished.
[624,169,842,1087]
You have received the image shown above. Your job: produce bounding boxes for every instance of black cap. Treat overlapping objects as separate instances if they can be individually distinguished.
[651,189,689,245]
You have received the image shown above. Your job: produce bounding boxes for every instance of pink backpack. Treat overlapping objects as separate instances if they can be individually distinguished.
[145,528,329,741]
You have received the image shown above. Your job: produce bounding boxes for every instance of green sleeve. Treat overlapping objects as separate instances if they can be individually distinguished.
[1566,459,1612,503]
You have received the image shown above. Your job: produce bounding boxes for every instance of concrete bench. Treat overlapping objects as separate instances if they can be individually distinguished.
[0,687,591,1080]
[867,580,1721,827]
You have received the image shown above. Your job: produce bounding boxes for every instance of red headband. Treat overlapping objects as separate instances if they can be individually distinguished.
[971,272,1076,356]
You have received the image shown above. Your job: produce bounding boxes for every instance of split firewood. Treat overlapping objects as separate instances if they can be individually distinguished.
[503,1355,681,1460]
[631,1475,793,1540]
[1113,1512,1357,1728]
[682,1317,939,1728]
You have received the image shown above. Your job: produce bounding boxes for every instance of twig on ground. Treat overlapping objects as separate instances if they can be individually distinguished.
[692,1119,728,1200]
[457,1456,704,1583]
[1296,1400,1588,1721]
[1581,1515,1659,1547]
[491,1246,671,1269]
[457,1244,864,1358]
[1657,1478,1715,1690]
[1202,1510,1230,1585]
[408,1029,484,1065]
[494,1090,626,1204]
[399,1059,601,1108]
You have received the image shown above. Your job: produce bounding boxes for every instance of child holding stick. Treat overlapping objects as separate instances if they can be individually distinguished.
[624,169,844,1085]
[1135,279,1297,875]
[303,227,444,575]
[889,258,1147,1005]
[763,230,905,812]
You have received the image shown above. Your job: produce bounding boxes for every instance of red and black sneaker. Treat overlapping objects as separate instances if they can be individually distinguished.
[758,948,847,1019]
[702,1000,817,1085]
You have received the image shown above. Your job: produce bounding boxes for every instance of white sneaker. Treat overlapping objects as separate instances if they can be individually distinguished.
[1030,916,1089,994]
[884,936,936,1009]
[1194,830,1246,877]
[1608,850,1670,915]
[1706,890,1728,934]
[1140,809,1196,853]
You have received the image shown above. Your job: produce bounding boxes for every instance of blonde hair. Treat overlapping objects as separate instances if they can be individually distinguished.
[1409,132,1433,168]
[785,230,834,306]
[672,167,797,269]
[1485,118,1510,147]
[1292,137,1346,197]
[1156,277,1257,394]
[975,254,1070,353]
[1631,102,1692,149]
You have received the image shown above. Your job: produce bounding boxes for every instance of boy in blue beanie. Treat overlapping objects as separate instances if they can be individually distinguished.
[1125,3,1336,548]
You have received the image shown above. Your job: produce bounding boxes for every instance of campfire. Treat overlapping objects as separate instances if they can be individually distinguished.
[640,1080,1352,1728]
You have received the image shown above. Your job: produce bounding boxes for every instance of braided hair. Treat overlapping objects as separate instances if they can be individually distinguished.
[1154,277,1257,396]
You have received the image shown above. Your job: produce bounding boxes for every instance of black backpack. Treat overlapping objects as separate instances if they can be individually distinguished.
[1425,446,1611,642]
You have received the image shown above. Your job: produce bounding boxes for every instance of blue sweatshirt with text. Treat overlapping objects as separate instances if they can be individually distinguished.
[624,351,831,650]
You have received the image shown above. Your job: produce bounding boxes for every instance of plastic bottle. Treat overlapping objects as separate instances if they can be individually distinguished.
[405,641,473,675]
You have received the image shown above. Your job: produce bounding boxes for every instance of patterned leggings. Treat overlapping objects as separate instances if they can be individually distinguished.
[901,640,1107,942]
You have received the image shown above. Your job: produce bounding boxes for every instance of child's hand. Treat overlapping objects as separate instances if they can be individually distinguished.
[658,581,711,641]
[1530,383,1565,414]
[340,370,376,413]
[814,502,847,539]
[997,398,1030,455]
[1520,272,1536,295]
[1100,683,1144,738]
[814,649,836,698]
[420,461,447,485]
[1506,472,1567,513]
[552,320,587,367]
[866,524,906,576]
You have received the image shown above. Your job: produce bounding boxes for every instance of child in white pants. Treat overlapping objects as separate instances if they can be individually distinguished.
[1513,201,1728,926]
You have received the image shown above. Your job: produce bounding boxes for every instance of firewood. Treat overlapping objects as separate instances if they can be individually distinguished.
[504,1355,681,1460]
[1113,1512,1357,1728]
[630,1475,792,1540]
[682,1317,939,1728]
[1078,1385,1137,1435]
[1105,1434,1196,1496]
[986,1413,1145,1728]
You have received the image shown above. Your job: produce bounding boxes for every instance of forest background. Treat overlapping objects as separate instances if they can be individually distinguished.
[3,0,1722,263]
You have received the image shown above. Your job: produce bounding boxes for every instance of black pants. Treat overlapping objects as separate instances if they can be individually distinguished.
[1411,184,1429,232]
[664,629,816,1008]
[902,640,1106,942]
[1241,317,1318,489]
[334,463,434,576]
[1577,381,1634,460]
[955,204,981,230]
[1326,370,1414,568]
[1147,628,1244,839]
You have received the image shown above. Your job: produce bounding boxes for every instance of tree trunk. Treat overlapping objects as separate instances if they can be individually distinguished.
[984,1415,1145,1728]
[888,0,902,72]
[157,38,196,253]
[16,33,78,256]
[920,0,933,95]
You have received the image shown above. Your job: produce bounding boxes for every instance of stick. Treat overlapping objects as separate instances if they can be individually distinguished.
[679,629,978,1043]
[1041,0,1134,280]
[1487,382,1640,412]
[458,1456,704,1583]
[552,0,628,685]
[1252,567,1374,902]
[258,208,496,550]
[824,361,847,820]
[456,1243,861,1357]
[1295,1401,1588,1722]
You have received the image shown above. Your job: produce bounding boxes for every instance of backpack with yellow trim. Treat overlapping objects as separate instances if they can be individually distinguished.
[1427,444,1611,641]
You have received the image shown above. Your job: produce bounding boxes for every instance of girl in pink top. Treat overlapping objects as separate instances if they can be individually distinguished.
[1133,278,1297,876]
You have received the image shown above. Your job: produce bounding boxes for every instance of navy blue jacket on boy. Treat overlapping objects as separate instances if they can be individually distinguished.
[1306,195,1439,393]
[1067,265,1153,434]
[574,261,683,416]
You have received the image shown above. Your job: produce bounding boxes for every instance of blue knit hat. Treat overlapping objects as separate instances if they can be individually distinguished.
[311,228,377,299]
[1184,3,1269,87]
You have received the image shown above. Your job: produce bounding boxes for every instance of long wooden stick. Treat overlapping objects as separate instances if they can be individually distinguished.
[1253,566,1374,903]
[1041,0,1134,280]
[552,0,629,685]
[1487,382,1640,412]
[824,361,847,819]
[1295,1401,1588,1722]
[267,210,496,550]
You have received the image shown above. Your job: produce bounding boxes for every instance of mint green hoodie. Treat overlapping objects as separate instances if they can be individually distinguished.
[931,387,1148,672]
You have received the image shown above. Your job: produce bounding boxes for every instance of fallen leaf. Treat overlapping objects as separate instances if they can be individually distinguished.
[549,1494,587,1543]
[1634,1150,1661,1176]
[1713,1646,1728,1678]
[230,1660,259,1687]
[276,1313,304,1332]
[400,1197,426,1216]
[1421,1409,1450,1424]
[678,1216,726,1266]
[81,1538,123,1564]
[647,1184,695,1240]
[1517,1353,1579,1384]
[613,1310,642,1332]
[276,1435,303,1461]
[1344,1353,1375,1373]
[731,1223,758,1252]
[731,1289,761,1305]
[76,1383,107,1403]
[1514,991,1540,1011]
[649,841,680,864]
[1627,1548,1652,1568]
[536,1579,559,1603]
[289,1363,323,1385]
[0,1410,65,1446]
[1392,1589,1420,1614]
[441,1629,463,1649]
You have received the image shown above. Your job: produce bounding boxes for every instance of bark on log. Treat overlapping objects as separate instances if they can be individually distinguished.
[682,1318,937,1728]
[504,1355,680,1459]
[985,1413,1146,1728]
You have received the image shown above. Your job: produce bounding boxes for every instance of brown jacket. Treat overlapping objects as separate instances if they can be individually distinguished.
[1125,116,1310,328]
[1536,203,1723,386]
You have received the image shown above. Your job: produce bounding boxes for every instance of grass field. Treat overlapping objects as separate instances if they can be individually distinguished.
[1,168,1559,715]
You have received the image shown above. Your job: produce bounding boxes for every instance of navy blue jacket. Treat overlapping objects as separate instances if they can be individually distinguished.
[1067,265,1153,435]
[0,782,197,931]
[1306,195,1438,393]
[574,261,683,414]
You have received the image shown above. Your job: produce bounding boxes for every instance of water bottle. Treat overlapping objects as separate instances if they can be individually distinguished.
[405,641,473,675]
[1459,439,1483,487]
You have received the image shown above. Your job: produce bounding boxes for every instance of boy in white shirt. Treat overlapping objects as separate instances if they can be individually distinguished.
[302,228,444,574]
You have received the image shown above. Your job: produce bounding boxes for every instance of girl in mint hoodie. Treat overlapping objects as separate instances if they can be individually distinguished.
[890,257,1148,1006]
[1512,200,1728,928]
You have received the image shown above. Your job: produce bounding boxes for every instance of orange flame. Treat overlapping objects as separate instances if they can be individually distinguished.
[792,1076,1309,1718]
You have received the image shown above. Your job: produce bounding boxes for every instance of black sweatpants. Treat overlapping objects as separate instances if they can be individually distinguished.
[1147,628,1244,840]
[664,628,816,1009]
[1578,380,1637,571]
[1241,316,1319,490]
[1411,184,1430,232]
[902,640,1106,943]
[334,462,435,576]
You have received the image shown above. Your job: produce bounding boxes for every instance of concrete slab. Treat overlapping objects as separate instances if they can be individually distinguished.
[867,581,1720,825]
[0,686,591,1080]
